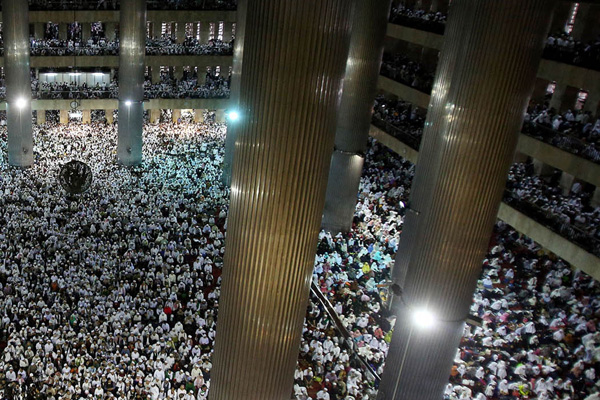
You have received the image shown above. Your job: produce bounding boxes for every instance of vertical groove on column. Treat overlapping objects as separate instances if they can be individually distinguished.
[321,0,392,233]
[378,1,557,399]
[117,0,146,166]
[210,1,352,399]
[222,0,248,184]
[2,0,33,167]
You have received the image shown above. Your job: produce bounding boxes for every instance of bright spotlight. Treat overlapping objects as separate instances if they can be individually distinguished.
[15,98,27,110]
[413,308,436,330]
[227,110,240,121]
[125,100,133,107]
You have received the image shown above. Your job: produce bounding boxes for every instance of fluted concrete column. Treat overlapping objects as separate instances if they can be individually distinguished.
[34,22,45,39]
[172,109,181,123]
[149,109,160,123]
[322,0,392,233]
[209,1,352,399]
[223,22,234,42]
[82,110,91,124]
[82,22,92,41]
[36,110,46,125]
[549,82,567,112]
[60,110,69,124]
[117,0,146,166]
[57,23,67,40]
[222,0,247,184]
[215,109,226,123]
[105,110,114,124]
[377,1,556,400]
[176,22,186,43]
[151,66,161,84]
[152,21,162,38]
[2,0,34,166]
[200,22,211,43]
[106,22,117,41]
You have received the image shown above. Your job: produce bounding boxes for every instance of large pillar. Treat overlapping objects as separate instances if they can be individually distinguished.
[172,109,181,123]
[549,82,567,112]
[200,22,211,43]
[221,0,247,184]
[82,22,92,41]
[321,0,392,233]
[117,0,146,166]
[36,110,46,125]
[151,66,161,84]
[194,109,205,123]
[34,22,45,39]
[82,110,91,124]
[105,110,115,124]
[223,21,234,42]
[209,0,352,399]
[2,0,34,167]
[149,109,161,124]
[215,109,226,123]
[60,110,69,124]
[176,22,186,43]
[584,90,600,115]
[377,1,556,400]
[106,22,117,41]
[152,20,162,38]
[58,23,68,40]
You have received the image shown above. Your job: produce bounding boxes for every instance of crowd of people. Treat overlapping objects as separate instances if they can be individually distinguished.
[388,4,447,34]
[504,161,600,257]
[146,38,233,56]
[29,38,120,57]
[371,95,426,150]
[145,72,230,100]
[544,33,600,71]
[25,0,236,10]
[380,53,434,94]
[25,37,231,57]
[525,103,600,163]
[0,113,597,399]
[447,221,600,400]
[388,6,600,72]
[0,122,229,399]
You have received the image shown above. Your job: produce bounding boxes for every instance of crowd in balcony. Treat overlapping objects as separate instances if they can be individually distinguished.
[388,6,600,71]
[146,37,233,56]
[371,96,425,150]
[26,0,236,10]
[543,32,600,71]
[505,161,600,256]
[525,103,600,163]
[144,71,230,99]
[380,53,434,94]
[388,4,447,34]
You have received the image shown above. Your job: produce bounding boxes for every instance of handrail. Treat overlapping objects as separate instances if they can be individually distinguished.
[503,190,600,257]
[310,283,381,384]
[371,116,422,151]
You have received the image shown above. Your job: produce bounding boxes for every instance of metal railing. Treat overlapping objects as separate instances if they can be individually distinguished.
[503,190,600,257]
[310,284,381,384]
[371,116,422,151]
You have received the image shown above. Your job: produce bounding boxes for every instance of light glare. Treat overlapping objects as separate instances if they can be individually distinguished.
[413,308,436,330]
[228,111,240,121]
[125,100,133,106]
[15,98,27,110]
